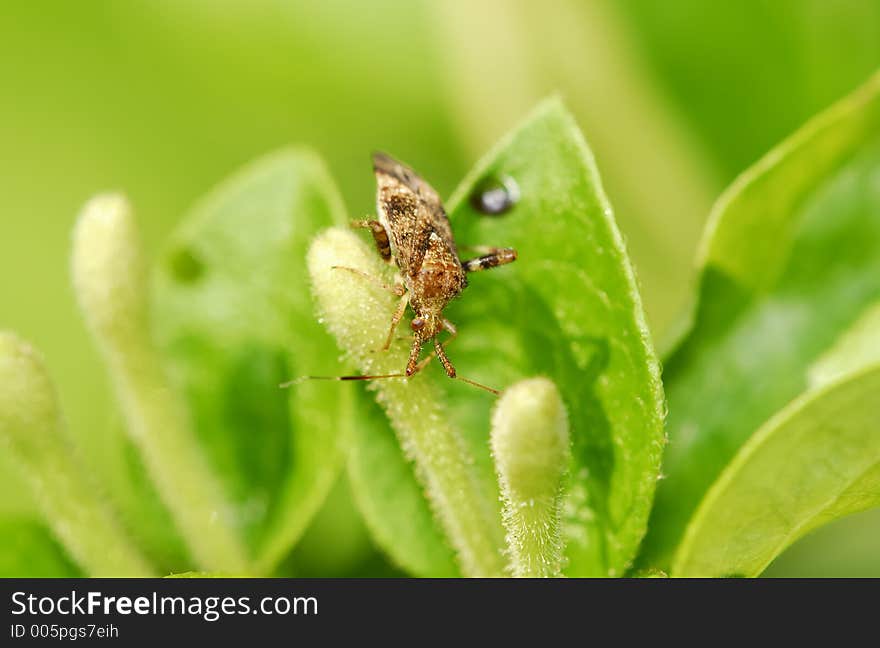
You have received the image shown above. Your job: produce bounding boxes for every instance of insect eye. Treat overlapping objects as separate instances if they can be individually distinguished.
[411,318,426,332]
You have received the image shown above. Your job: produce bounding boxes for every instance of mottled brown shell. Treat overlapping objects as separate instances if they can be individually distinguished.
[373,153,459,271]
[373,152,466,316]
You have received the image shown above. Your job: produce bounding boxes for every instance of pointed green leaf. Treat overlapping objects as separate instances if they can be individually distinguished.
[673,365,880,577]
[346,99,665,576]
[642,72,880,569]
[152,149,350,572]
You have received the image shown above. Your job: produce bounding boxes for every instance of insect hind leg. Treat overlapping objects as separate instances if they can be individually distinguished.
[404,320,498,394]
[407,318,457,374]
[433,337,456,378]
[350,219,393,263]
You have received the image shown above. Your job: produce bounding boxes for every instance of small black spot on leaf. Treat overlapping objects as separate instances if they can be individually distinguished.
[470,175,520,216]
[168,247,205,284]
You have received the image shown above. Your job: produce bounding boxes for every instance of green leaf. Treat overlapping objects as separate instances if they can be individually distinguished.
[762,508,880,577]
[74,194,248,573]
[347,393,459,577]
[808,302,880,388]
[0,331,154,577]
[673,365,880,577]
[641,72,880,569]
[447,99,665,576]
[0,517,82,578]
[107,431,192,574]
[347,99,666,577]
[152,149,350,573]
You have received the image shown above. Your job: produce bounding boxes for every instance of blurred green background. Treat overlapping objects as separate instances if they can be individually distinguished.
[1,0,879,576]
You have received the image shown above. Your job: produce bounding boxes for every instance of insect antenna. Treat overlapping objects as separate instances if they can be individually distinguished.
[455,376,501,396]
[280,373,500,396]
[279,373,409,388]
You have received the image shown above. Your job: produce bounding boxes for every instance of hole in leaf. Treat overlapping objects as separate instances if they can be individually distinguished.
[168,247,205,284]
[469,175,520,216]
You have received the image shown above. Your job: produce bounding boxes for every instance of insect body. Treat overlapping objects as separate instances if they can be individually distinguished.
[315,153,517,394]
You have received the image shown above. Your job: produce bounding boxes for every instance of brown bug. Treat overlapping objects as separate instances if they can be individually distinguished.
[304,152,517,394]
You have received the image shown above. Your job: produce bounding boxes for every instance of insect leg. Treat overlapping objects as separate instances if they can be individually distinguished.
[350,219,393,263]
[461,247,517,273]
[302,315,497,395]
[403,332,455,378]
[433,337,456,378]
[330,265,406,296]
[383,293,410,350]
[436,320,500,394]
[409,319,458,373]
[405,332,423,377]
[432,337,501,394]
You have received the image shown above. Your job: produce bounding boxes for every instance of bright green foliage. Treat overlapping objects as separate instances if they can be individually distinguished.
[72,195,249,574]
[673,365,880,577]
[334,100,667,577]
[0,332,153,577]
[641,72,880,569]
[3,72,880,578]
[0,518,81,578]
[346,392,459,577]
[446,101,666,576]
[3,0,880,580]
[152,151,351,573]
